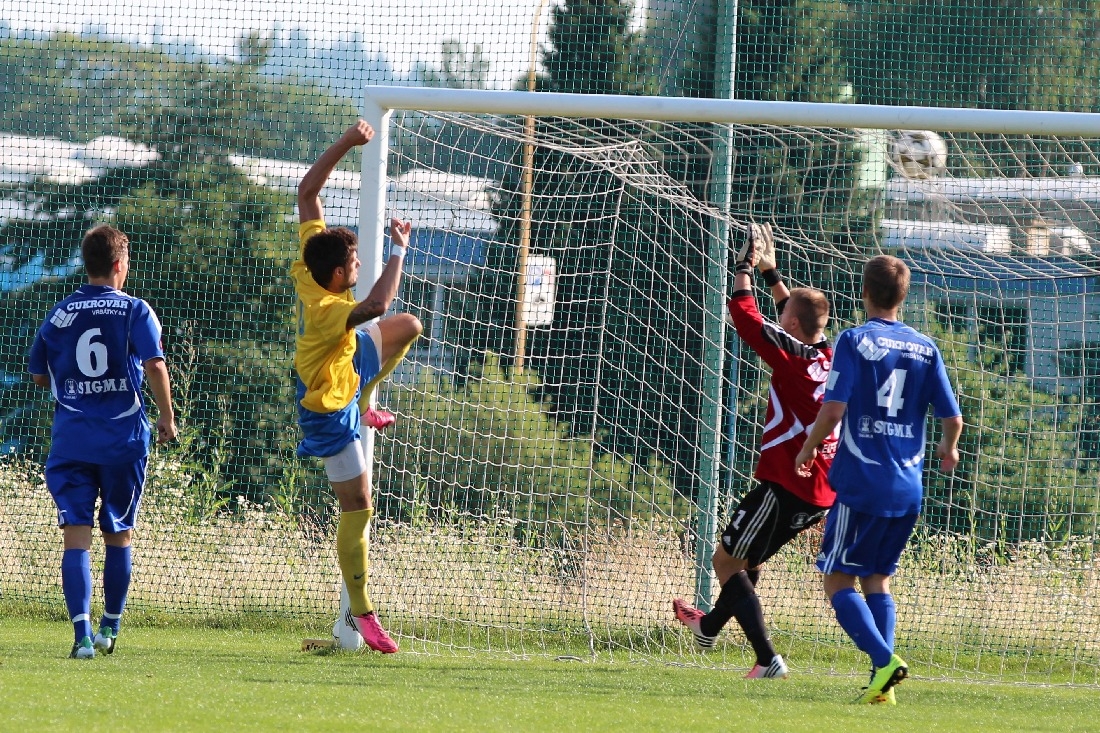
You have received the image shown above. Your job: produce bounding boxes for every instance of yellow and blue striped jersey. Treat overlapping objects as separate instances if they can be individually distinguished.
[291,219,359,413]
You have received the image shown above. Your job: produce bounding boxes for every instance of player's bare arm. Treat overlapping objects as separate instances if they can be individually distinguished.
[346,218,410,329]
[936,415,963,472]
[144,357,178,444]
[30,373,48,389]
[796,400,846,475]
[298,120,374,223]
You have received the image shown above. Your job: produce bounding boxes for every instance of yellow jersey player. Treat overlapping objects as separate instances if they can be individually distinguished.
[293,120,422,652]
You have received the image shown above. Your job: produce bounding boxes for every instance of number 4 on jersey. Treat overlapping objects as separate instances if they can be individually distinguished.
[876,368,907,418]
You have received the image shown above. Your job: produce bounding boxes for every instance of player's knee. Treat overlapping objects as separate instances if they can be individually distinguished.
[102,529,132,547]
[711,548,741,575]
[384,312,422,346]
[403,313,424,340]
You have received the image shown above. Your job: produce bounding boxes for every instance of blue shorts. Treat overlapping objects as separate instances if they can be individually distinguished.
[45,455,147,532]
[296,327,383,459]
[815,502,919,577]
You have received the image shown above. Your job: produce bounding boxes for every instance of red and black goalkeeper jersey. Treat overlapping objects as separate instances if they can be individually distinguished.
[727,291,837,508]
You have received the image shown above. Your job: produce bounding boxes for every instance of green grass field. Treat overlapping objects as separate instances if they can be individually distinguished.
[4,619,1099,732]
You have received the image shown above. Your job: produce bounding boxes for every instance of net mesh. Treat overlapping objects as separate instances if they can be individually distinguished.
[2,0,1100,684]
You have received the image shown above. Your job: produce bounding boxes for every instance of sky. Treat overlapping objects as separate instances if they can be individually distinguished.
[0,0,617,88]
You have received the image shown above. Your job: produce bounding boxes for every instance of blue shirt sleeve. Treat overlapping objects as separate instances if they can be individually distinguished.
[129,300,164,363]
[28,325,47,375]
[823,329,855,404]
[930,346,962,419]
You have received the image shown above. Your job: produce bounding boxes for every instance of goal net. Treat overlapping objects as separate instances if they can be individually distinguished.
[358,89,1100,681]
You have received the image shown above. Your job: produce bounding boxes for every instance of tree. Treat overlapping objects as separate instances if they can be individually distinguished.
[112,163,301,508]
[0,33,358,164]
[394,40,506,178]
[666,0,869,491]
[923,318,1098,544]
[846,0,1100,112]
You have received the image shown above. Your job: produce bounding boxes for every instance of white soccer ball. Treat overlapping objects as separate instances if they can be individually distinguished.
[892,130,948,179]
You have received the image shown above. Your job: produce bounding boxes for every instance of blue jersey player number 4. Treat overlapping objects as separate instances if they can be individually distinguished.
[795,255,962,706]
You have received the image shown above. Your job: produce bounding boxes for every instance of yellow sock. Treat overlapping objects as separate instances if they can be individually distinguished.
[358,338,417,412]
[336,508,373,616]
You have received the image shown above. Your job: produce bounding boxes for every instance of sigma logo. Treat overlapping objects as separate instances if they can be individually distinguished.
[859,415,915,438]
[50,309,77,328]
[65,377,130,396]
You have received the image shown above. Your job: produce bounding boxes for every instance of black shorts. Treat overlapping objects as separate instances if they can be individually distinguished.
[719,480,829,567]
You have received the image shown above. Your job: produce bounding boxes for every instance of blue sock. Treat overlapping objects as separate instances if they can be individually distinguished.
[865,593,896,653]
[101,544,132,635]
[830,588,892,669]
[61,549,93,643]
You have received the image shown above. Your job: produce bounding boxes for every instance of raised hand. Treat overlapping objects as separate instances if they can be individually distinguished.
[390,218,411,248]
[734,225,759,273]
[755,223,777,272]
[341,119,375,148]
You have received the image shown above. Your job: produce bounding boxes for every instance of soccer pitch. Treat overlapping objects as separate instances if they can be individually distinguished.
[5,619,1098,733]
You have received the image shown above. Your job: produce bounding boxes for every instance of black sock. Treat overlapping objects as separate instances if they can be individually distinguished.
[700,571,748,637]
[746,568,761,587]
[703,571,775,664]
[700,590,735,637]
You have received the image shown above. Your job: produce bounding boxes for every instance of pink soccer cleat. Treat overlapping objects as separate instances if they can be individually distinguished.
[362,407,396,431]
[353,612,399,654]
[673,598,717,650]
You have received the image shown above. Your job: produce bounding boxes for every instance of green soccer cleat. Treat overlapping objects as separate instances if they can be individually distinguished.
[860,666,898,705]
[872,687,897,705]
[855,654,907,704]
[93,627,117,655]
[70,636,95,659]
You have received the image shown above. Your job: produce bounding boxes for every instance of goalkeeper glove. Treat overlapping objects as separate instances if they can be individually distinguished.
[734,226,757,275]
[754,222,777,272]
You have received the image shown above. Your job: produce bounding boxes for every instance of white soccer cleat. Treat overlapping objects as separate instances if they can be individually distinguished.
[93,627,117,655]
[744,654,789,679]
[70,636,95,659]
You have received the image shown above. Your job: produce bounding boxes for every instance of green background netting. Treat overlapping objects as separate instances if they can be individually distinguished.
[3,0,1100,683]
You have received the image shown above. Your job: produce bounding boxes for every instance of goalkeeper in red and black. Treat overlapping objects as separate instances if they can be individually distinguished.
[674,223,838,679]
